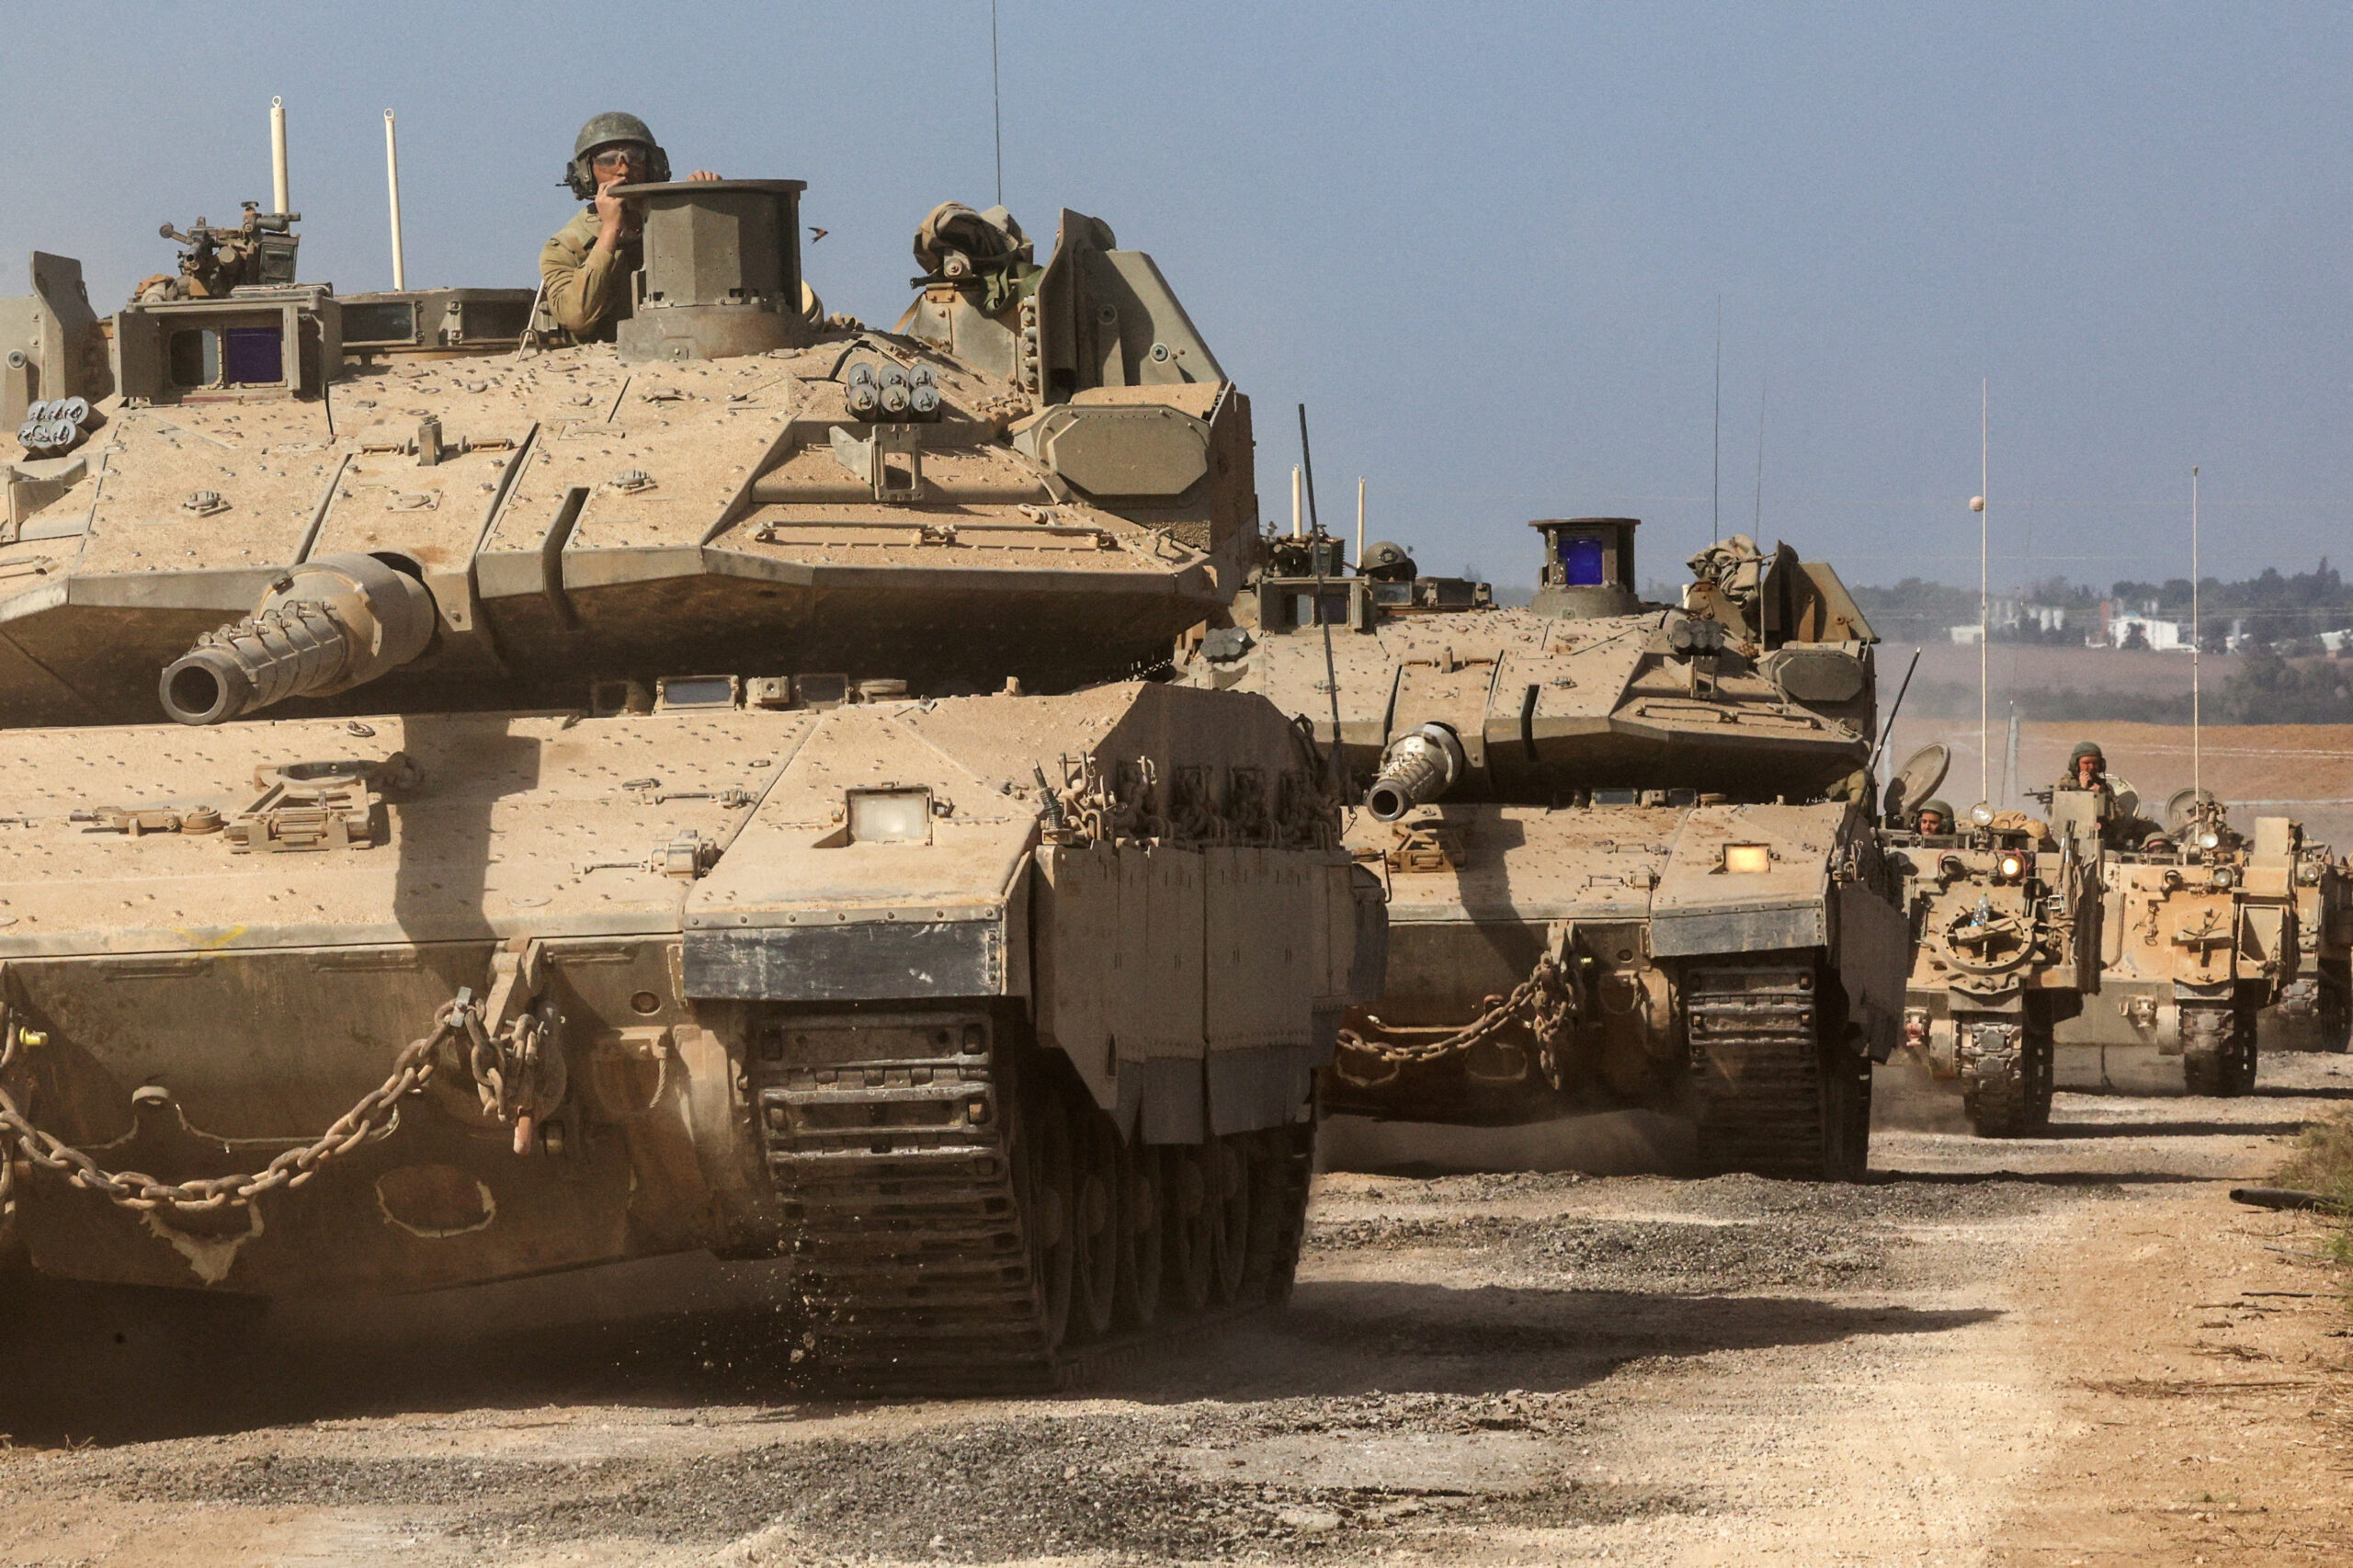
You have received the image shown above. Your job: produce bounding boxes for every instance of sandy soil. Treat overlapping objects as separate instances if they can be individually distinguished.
[2,1061,2348,1567]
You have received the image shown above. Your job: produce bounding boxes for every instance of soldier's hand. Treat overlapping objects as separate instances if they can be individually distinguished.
[593,182,631,243]
[688,169,721,181]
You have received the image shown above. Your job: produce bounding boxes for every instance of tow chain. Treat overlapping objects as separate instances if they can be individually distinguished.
[1334,953,1575,1083]
[0,1003,449,1219]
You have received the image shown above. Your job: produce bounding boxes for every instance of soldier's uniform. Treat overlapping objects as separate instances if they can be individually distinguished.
[540,210,637,340]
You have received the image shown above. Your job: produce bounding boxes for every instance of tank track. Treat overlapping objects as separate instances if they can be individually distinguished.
[754,1033,1310,1392]
[1955,1016,2053,1138]
[2180,1002,2257,1096]
[2324,959,2351,1054]
[1687,964,1870,1182]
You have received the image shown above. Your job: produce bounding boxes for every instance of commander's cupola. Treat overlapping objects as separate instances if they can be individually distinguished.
[1529,517,1642,619]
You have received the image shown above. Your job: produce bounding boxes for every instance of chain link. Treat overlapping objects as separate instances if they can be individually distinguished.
[1336,953,1575,1070]
[0,1003,450,1217]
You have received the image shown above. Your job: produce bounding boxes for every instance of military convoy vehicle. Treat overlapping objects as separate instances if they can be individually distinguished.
[2268,842,2351,1052]
[1881,752,2100,1136]
[0,176,1383,1385]
[2052,790,2300,1096]
[1181,518,1910,1180]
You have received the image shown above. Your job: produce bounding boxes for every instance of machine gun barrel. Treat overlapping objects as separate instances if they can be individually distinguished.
[158,553,437,725]
[1365,722,1466,822]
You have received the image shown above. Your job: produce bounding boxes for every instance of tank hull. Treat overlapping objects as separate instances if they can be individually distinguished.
[1319,800,1905,1179]
[0,684,1377,1380]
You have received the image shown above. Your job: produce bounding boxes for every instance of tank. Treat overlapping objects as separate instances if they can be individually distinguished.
[1178,519,1911,1180]
[1881,749,2100,1137]
[2265,842,2351,1052]
[2052,788,2302,1096]
[0,178,1383,1385]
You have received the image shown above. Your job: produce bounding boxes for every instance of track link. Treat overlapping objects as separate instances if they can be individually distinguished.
[755,1032,1311,1392]
[1955,1015,2052,1137]
[2180,1003,2242,1096]
[1687,964,1868,1181]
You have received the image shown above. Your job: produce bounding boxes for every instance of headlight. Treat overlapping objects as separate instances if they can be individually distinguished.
[2198,830,2221,851]
[1996,851,2027,881]
[1722,843,1772,874]
[2211,865,2236,891]
[847,788,932,843]
[1970,801,1995,827]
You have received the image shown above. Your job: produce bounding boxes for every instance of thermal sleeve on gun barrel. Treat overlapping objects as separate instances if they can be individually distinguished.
[158,553,438,725]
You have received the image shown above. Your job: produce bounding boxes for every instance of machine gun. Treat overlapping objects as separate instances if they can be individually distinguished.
[132,203,301,302]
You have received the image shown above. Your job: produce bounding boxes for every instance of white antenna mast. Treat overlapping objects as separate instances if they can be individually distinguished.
[1972,379,1989,807]
[383,109,407,291]
[1356,476,1366,566]
[269,97,290,214]
[2192,466,2202,805]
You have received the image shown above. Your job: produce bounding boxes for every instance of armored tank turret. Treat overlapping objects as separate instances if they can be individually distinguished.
[1182,517,1910,1180]
[0,172,1381,1386]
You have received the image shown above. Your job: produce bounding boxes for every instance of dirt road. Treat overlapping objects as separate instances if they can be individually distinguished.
[3,1060,2349,1567]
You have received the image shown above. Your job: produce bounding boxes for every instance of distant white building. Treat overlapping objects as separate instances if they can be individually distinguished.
[2106,613,2186,651]
[1949,623,1983,645]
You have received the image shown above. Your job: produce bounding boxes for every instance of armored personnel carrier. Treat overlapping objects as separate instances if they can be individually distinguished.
[1181,518,1909,1180]
[0,179,1382,1385]
[1881,753,2100,1137]
[2267,841,2350,1052]
[2052,790,2299,1096]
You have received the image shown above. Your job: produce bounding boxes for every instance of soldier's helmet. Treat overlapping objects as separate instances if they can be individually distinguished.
[564,112,673,199]
[2067,740,2105,774]
[1916,799,1957,831]
[1358,540,1417,581]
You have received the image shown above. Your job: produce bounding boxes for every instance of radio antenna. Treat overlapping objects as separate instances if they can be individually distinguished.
[1751,372,1766,535]
[1711,295,1722,545]
[990,1,1005,208]
[1975,380,1989,806]
[2191,465,2202,806]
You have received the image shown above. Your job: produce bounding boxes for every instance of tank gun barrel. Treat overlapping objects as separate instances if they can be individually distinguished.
[158,553,436,725]
[1365,722,1465,822]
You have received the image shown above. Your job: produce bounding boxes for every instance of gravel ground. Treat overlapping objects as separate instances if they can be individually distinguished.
[1,1056,2347,1567]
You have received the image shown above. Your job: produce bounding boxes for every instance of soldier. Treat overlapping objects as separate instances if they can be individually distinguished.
[1915,799,1955,836]
[540,113,721,340]
[2055,740,2154,847]
[1357,540,1417,583]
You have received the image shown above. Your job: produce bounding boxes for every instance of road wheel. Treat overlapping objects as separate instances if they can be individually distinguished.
[2321,958,2352,1053]
[1114,1142,1165,1329]
[1164,1143,1215,1314]
[1206,1136,1252,1307]
[1819,1032,1873,1180]
[1068,1105,1120,1343]
[1016,1083,1075,1352]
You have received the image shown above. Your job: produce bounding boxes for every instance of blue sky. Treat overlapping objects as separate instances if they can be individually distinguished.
[5,2,2346,591]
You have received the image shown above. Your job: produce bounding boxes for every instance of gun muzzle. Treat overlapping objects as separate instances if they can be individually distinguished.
[159,553,437,725]
[1365,722,1466,822]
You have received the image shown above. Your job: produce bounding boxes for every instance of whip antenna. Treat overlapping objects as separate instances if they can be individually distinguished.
[991,1,1005,208]
[2192,466,2202,806]
[1712,295,1722,546]
[1973,380,1989,805]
